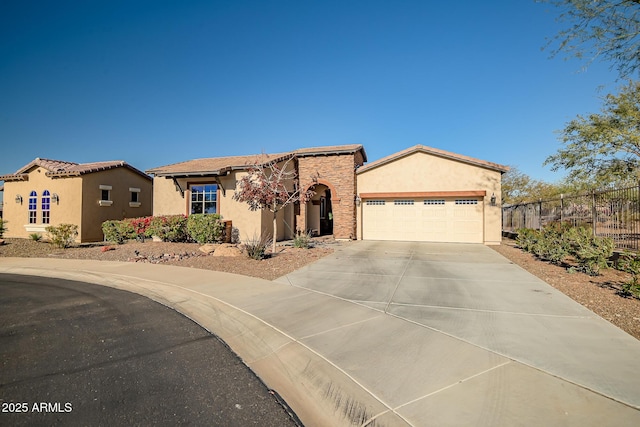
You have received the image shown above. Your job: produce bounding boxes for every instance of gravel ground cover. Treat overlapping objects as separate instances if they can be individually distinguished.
[2,237,638,339]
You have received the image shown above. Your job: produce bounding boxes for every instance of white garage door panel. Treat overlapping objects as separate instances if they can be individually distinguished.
[363,198,483,243]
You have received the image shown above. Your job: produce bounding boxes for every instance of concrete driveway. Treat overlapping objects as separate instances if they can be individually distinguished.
[277,240,640,421]
[3,243,640,426]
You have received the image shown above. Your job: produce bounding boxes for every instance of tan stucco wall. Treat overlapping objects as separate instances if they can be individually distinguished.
[1,166,83,240]
[151,159,298,243]
[1,166,151,242]
[356,151,503,245]
[80,169,152,242]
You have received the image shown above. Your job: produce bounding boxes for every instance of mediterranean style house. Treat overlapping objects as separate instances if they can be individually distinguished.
[0,158,152,242]
[147,144,509,245]
[146,145,367,241]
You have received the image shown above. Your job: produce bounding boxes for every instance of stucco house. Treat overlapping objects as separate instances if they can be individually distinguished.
[146,145,367,241]
[148,144,508,245]
[0,158,152,242]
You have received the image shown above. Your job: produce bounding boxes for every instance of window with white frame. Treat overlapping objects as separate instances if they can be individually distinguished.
[99,185,113,206]
[394,200,414,205]
[424,199,445,205]
[365,200,385,206]
[129,187,141,207]
[455,199,478,205]
[28,191,37,224]
[190,184,217,214]
[42,190,51,224]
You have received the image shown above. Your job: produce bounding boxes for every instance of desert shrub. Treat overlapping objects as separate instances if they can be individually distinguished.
[45,223,78,249]
[29,233,42,242]
[533,223,571,265]
[243,233,272,260]
[187,214,224,244]
[564,226,614,276]
[0,219,6,238]
[147,215,189,242]
[517,224,613,275]
[102,220,136,244]
[515,228,541,253]
[617,253,640,299]
[293,231,312,249]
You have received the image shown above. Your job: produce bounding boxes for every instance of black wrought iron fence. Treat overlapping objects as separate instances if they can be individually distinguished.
[502,184,640,251]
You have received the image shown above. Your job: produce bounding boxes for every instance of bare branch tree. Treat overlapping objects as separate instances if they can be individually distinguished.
[233,155,315,253]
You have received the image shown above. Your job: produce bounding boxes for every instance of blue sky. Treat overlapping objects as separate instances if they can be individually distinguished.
[0,0,622,188]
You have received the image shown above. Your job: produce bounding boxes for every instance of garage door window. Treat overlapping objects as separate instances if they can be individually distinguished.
[455,199,478,205]
[394,200,414,205]
[424,199,445,205]
[366,200,385,206]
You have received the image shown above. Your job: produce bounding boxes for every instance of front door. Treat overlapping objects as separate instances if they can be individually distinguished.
[319,193,333,235]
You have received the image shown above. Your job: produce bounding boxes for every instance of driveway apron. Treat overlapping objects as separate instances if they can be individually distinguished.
[277,241,640,420]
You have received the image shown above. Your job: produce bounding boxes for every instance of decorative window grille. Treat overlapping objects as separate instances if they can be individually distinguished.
[42,190,51,224]
[28,191,37,224]
[424,199,445,205]
[455,199,478,205]
[365,200,385,206]
[394,200,414,205]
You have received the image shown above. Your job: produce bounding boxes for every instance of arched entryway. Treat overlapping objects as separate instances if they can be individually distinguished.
[306,184,333,236]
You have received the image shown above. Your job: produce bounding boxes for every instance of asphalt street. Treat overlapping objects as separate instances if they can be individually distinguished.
[0,273,300,426]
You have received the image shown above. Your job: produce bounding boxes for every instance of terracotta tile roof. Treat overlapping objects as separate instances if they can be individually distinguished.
[146,152,294,176]
[146,144,367,176]
[356,145,510,174]
[0,158,151,181]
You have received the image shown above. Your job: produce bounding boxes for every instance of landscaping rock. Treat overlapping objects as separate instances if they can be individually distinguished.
[212,244,243,257]
[0,239,5,246]
[199,243,219,254]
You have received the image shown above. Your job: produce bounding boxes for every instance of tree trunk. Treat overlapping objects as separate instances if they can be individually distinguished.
[272,208,277,254]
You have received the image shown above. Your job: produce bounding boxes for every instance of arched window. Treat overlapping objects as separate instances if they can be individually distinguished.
[28,191,37,224]
[42,190,51,224]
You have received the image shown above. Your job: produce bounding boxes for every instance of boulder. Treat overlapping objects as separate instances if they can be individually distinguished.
[0,239,5,246]
[199,243,219,254]
[212,243,243,257]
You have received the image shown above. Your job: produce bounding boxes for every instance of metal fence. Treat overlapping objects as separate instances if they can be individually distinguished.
[502,184,640,251]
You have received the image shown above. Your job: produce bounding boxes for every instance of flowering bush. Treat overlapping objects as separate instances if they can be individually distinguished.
[128,216,153,237]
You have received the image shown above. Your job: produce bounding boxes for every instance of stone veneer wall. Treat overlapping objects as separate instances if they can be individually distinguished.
[297,152,362,239]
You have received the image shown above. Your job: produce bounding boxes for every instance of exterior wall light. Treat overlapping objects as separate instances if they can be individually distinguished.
[15,194,22,204]
[355,195,361,206]
[490,193,497,206]
[52,193,59,203]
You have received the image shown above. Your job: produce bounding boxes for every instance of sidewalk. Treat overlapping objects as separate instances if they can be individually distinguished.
[1,257,639,426]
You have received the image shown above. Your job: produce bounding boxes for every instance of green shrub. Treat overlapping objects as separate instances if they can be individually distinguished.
[515,228,541,253]
[187,214,224,244]
[147,215,189,242]
[102,220,136,244]
[617,253,640,299]
[517,224,613,276]
[533,223,572,265]
[29,233,42,242]
[293,231,312,249]
[243,233,272,260]
[564,226,614,276]
[0,218,6,238]
[45,224,78,249]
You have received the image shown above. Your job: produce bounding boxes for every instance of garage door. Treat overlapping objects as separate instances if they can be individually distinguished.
[362,198,484,243]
